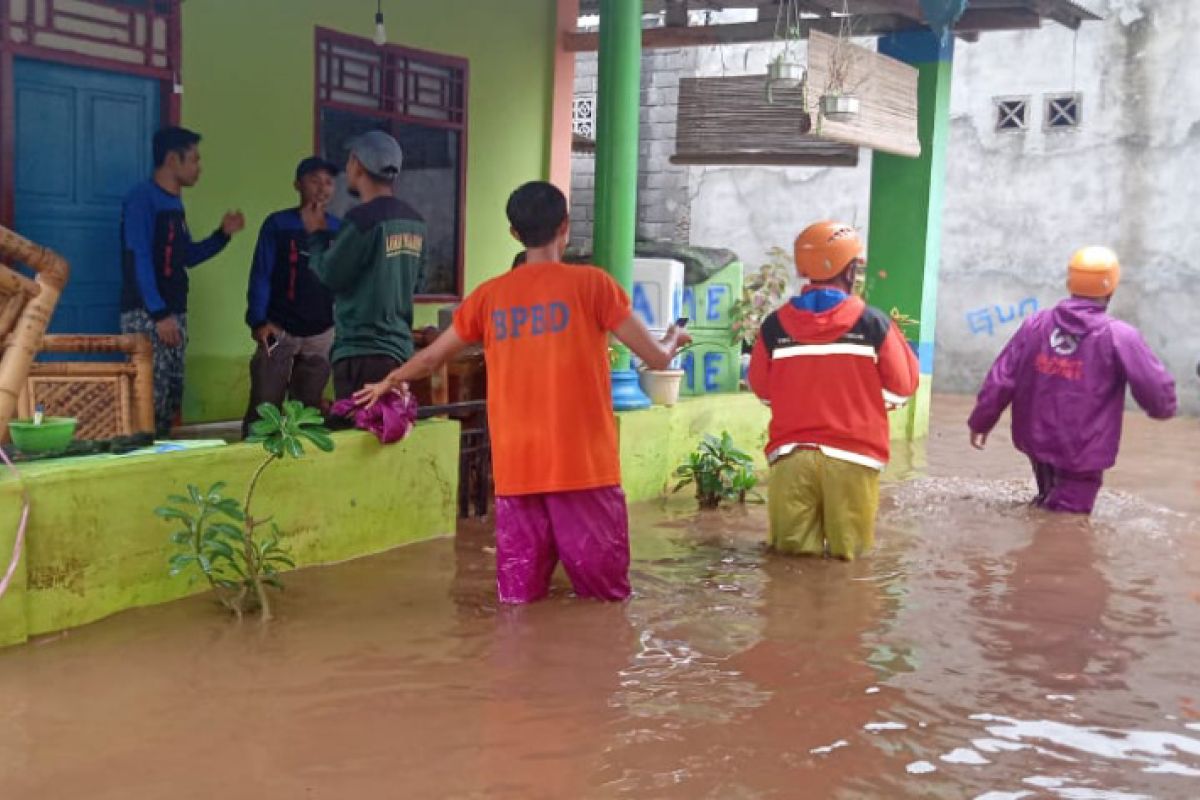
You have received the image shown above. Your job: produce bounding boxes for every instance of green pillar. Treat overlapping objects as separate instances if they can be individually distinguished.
[593,0,649,410]
[865,31,954,439]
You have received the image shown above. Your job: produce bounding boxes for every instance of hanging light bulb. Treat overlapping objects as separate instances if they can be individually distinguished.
[373,0,387,46]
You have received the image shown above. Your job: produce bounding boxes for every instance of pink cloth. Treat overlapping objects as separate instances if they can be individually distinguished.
[493,486,631,604]
[330,392,418,444]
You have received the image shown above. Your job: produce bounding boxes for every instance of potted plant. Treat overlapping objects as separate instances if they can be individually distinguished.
[764,1,806,105]
[729,247,793,354]
[672,432,761,510]
[617,337,688,408]
[638,365,686,407]
[767,53,805,88]
[635,339,690,407]
[820,92,861,119]
[819,14,865,122]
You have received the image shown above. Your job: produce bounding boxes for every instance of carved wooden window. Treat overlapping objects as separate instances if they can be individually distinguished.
[2,0,178,75]
[315,28,468,300]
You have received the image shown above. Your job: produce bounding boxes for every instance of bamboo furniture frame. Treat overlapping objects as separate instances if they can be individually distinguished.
[18,334,155,440]
[0,224,69,441]
[0,225,154,441]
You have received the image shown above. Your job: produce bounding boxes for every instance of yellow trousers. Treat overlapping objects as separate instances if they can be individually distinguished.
[767,450,880,560]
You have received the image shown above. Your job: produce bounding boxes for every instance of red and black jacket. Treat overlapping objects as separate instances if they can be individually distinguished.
[748,292,919,468]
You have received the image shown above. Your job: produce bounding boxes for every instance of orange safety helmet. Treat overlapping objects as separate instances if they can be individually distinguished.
[1067,246,1121,298]
[794,221,864,281]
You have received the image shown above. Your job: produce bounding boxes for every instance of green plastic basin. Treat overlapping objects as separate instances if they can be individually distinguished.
[8,417,78,454]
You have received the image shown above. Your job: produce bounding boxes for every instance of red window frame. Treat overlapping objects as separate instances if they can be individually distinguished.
[313,27,470,303]
[0,0,182,227]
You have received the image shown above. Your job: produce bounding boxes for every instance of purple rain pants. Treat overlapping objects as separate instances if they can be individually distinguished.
[493,486,631,604]
[1032,460,1103,515]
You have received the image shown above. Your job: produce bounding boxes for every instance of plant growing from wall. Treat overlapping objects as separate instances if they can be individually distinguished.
[156,401,334,621]
[730,247,793,350]
[673,431,760,510]
[888,307,920,336]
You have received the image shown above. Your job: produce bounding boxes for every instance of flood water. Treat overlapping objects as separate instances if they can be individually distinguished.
[2,395,1199,799]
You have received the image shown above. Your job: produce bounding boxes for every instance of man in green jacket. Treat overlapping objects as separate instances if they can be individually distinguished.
[307,131,426,400]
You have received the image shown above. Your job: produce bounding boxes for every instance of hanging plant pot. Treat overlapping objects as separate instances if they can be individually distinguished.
[765,60,805,105]
[768,60,805,87]
[821,93,861,120]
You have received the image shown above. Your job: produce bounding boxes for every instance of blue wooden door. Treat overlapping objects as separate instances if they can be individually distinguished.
[13,58,160,334]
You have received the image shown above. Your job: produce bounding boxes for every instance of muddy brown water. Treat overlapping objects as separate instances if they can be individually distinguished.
[2,396,1199,799]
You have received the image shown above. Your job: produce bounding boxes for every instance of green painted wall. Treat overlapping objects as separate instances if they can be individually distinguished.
[177,0,558,422]
[0,490,26,646]
[617,392,923,502]
[0,422,459,647]
[864,47,953,356]
[889,380,934,440]
[865,32,955,441]
[618,394,771,502]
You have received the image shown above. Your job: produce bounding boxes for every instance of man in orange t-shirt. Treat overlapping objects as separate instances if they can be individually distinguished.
[354,182,690,603]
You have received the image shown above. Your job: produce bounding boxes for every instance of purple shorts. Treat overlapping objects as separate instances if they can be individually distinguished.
[493,486,631,604]
[1032,460,1103,515]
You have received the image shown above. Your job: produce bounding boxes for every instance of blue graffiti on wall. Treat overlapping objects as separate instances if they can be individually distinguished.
[966,297,1039,337]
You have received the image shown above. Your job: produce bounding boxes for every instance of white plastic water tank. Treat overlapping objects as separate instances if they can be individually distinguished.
[631,258,684,331]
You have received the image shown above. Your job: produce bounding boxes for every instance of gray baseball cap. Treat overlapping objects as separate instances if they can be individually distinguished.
[348,131,403,179]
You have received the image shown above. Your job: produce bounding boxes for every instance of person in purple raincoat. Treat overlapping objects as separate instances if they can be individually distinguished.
[968,247,1177,514]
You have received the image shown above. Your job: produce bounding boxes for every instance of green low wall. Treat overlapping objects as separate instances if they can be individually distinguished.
[0,421,459,647]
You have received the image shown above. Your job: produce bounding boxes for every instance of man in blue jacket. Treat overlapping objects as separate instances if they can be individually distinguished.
[242,157,341,435]
[120,127,245,436]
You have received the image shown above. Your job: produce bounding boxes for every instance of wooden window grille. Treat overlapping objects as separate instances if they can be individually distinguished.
[1,0,178,76]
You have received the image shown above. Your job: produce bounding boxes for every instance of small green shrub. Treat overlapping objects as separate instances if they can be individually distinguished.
[156,401,334,621]
[673,431,761,509]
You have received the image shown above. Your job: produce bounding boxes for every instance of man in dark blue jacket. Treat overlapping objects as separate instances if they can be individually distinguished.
[121,127,245,436]
[242,157,341,435]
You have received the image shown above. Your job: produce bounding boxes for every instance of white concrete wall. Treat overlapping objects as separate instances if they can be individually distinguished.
[571,0,1200,412]
[938,0,1200,411]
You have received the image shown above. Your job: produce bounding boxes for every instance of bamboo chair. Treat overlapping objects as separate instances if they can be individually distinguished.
[0,225,69,441]
[0,225,154,440]
[18,335,155,440]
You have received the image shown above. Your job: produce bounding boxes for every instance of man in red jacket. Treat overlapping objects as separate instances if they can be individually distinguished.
[748,221,919,559]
